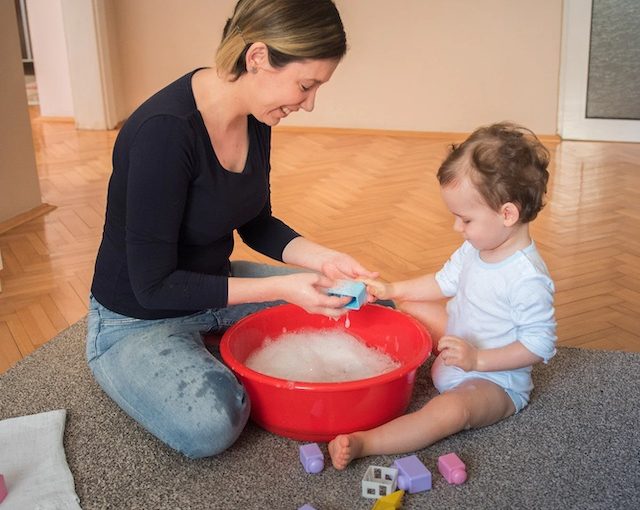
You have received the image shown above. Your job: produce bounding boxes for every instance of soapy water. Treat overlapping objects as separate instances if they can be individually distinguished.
[245,329,400,382]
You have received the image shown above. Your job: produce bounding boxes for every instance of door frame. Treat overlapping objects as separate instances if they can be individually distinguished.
[557,0,640,142]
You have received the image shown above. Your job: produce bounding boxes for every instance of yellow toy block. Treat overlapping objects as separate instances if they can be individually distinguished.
[371,489,405,509]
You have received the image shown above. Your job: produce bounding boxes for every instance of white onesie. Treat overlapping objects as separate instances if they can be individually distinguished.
[432,241,556,411]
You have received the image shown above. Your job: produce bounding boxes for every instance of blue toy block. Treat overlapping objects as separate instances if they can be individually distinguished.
[327,280,367,310]
[299,443,324,474]
[298,505,317,510]
[392,454,431,493]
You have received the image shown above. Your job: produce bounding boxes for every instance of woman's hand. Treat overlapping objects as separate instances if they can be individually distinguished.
[320,252,378,281]
[438,335,479,372]
[278,272,351,318]
[282,237,378,282]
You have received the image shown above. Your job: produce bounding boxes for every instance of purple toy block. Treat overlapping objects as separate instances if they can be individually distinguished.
[298,505,317,510]
[392,454,431,493]
[438,452,467,485]
[299,443,324,474]
[0,474,7,503]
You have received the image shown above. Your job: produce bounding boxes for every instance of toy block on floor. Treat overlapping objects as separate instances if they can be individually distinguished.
[297,505,317,510]
[438,452,467,485]
[362,465,399,499]
[327,280,367,310]
[299,443,324,474]
[371,489,404,509]
[0,474,7,503]
[393,454,431,493]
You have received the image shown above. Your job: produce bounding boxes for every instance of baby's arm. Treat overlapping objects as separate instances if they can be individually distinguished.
[438,336,543,372]
[362,273,445,302]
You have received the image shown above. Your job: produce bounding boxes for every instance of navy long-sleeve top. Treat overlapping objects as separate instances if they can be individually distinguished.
[91,70,300,319]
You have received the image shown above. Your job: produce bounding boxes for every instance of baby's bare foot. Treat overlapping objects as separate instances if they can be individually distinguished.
[328,434,362,470]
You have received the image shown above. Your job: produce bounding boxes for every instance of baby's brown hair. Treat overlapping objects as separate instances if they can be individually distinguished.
[437,122,550,223]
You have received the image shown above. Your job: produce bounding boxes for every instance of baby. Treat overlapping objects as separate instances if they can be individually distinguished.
[329,122,557,469]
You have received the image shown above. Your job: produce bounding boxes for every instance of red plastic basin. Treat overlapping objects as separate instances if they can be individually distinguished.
[220,303,432,441]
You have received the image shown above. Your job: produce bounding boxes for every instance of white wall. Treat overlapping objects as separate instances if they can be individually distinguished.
[304,0,563,134]
[25,0,74,117]
[61,0,120,129]
[27,0,562,135]
[110,0,563,135]
[0,0,43,224]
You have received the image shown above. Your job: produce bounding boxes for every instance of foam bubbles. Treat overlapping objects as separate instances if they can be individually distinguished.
[245,329,400,382]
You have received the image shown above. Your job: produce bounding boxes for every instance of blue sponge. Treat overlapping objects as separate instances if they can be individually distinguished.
[327,280,367,310]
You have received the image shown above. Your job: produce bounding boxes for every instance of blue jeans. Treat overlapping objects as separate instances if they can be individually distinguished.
[86,261,297,459]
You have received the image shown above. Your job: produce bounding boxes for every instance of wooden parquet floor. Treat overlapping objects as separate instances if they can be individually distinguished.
[1,108,639,373]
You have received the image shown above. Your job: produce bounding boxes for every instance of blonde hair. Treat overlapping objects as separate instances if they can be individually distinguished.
[215,0,346,80]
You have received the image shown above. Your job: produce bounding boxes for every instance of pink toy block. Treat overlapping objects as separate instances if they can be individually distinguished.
[0,474,7,503]
[392,454,431,493]
[438,452,467,485]
[299,443,324,474]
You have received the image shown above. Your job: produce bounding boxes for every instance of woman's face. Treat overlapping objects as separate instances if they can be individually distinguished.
[249,57,339,126]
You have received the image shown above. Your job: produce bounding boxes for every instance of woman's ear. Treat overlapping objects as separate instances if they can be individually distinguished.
[501,202,520,227]
[245,42,269,73]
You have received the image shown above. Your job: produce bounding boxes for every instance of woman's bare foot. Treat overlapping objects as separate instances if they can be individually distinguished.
[328,433,364,470]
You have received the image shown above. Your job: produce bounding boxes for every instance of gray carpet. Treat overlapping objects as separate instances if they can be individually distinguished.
[1,319,639,510]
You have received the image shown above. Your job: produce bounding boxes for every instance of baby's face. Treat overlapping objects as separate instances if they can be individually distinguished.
[440,177,511,253]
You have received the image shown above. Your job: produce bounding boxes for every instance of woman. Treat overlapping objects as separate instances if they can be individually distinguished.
[87,0,375,459]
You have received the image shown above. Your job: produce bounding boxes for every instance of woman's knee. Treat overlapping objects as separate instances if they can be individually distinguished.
[173,393,251,459]
[86,320,254,459]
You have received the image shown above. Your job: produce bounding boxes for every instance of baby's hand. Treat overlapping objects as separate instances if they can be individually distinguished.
[360,278,392,301]
[438,335,478,372]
